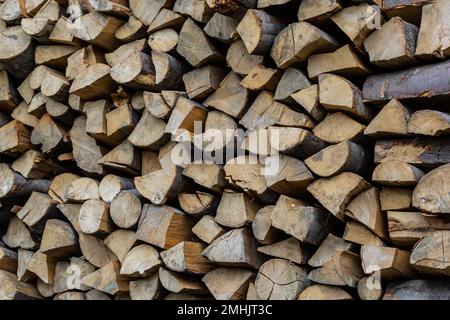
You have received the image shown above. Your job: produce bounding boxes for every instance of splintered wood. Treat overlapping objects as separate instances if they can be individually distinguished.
[0,0,450,301]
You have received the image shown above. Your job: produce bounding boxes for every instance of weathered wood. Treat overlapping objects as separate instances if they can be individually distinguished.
[120,244,161,277]
[271,22,339,69]
[159,267,207,294]
[203,267,254,300]
[81,261,129,295]
[308,234,355,268]
[383,279,450,300]
[192,215,226,244]
[343,220,385,247]
[410,231,450,276]
[373,160,424,187]
[270,195,338,245]
[40,219,79,258]
[226,40,263,76]
[380,187,412,211]
[364,100,411,138]
[407,110,450,136]
[0,270,42,300]
[313,112,366,144]
[215,190,260,228]
[258,237,312,265]
[161,241,213,275]
[255,258,308,300]
[299,284,353,300]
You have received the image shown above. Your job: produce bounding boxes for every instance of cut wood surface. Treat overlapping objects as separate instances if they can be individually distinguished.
[0,0,449,302]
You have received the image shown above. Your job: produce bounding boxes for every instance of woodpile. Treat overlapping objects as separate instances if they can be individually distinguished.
[0,0,450,301]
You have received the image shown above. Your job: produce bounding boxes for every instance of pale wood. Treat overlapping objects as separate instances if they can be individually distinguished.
[120,244,161,277]
[361,245,416,279]
[202,228,262,269]
[39,219,79,258]
[27,251,56,284]
[79,233,118,268]
[380,187,412,211]
[271,22,339,69]
[81,261,129,295]
[275,68,311,103]
[65,177,100,203]
[226,40,263,76]
[343,220,385,247]
[357,275,384,300]
[389,210,450,247]
[110,191,141,229]
[0,120,32,155]
[313,112,365,144]
[299,284,353,300]
[407,110,450,136]
[104,229,138,263]
[307,172,370,221]
[159,267,206,294]
[270,195,338,246]
[0,270,42,300]
[204,12,238,43]
[255,258,308,300]
[305,140,367,177]
[298,0,342,22]
[136,204,194,249]
[192,215,226,244]
[2,216,37,250]
[308,233,355,268]
[383,279,450,300]
[178,192,218,216]
[410,231,450,276]
[79,199,114,237]
[308,45,371,79]
[161,241,213,274]
[215,190,260,228]
[16,192,57,232]
[129,273,161,300]
[49,173,80,204]
[252,205,280,244]
[12,150,64,179]
[364,17,418,68]
[202,267,254,300]
[308,251,365,288]
[183,65,226,100]
[258,237,312,265]
[99,174,135,203]
[373,160,424,187]
[364,100,411,138]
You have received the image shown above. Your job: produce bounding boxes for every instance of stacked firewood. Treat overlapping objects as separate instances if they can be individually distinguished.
[0,0,449,301]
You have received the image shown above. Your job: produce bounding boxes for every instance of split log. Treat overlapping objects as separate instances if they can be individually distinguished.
[236,9,285,55]
[0,246,17,273]
[299,284,353,300]
[407,110,450,136]
[79,199,114,237]
[159,267,206,294]
[380,187,412,211]
[364,100,411,138]
[39,219,78,258]
[204,12,238,43]
[412,164,450,214]
[0,270,42,300]
[258,237,312,265]
[270,22,339,69]
[305,140,367,177]
[192,215,226,244]
[345,188,387,240]
[363,17,418,69]
[308,251,365,288]
[182,164,225,193]
[79,233,117,268]
[240,64,281,91]
[270,195,338,246]
[371,0,431,25]
[307,172,370,221]
[27,251,56,284]
[307,45,371,80]
[202,228,262,269]
[215,190,260,228]
[319,73,374,122]
[161,241,213,275]
[10,102,38,128]
[224,155,278,203]
[178,191,218,216]
[120,244,161,277]
[129,273,162,300]
[65,177,100,203]
[240,91,314,131]
[115,15,147,42]
[17,249,35,282]
[226,40,263,76]
[99,175,135,203]
[69,116,107,175]
[177,18,222,67]
[308,233,355,268]
[298,0,342,22]
[31,114,67,154]
[203,71,249,119]
[415,0,450,58]
[16,192,57,232]
[331,3,382,50]
[12,150,64,179]
[136,204,194,250]
[343,220,385,247]
[81,261,129,295]
[372,160,424,186]
[148,8,185,33]
[104,230,138,263]
[274,68,311,103]
[255,258,308,300]
[361,245,416,279]
[173,0,213,23]
[388,210,450,248]
[374,138,450,169]
[410,231,450,276]
[48,173,80,204]
[313,112,366,144]
[0,120,32,155]
[69,64,116,100]
[101,140,141,175]
[183,65,226,100]
[165,96,208,137]
[2,216,37,250]
[252,205,280,244]
[202,267,254,300]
